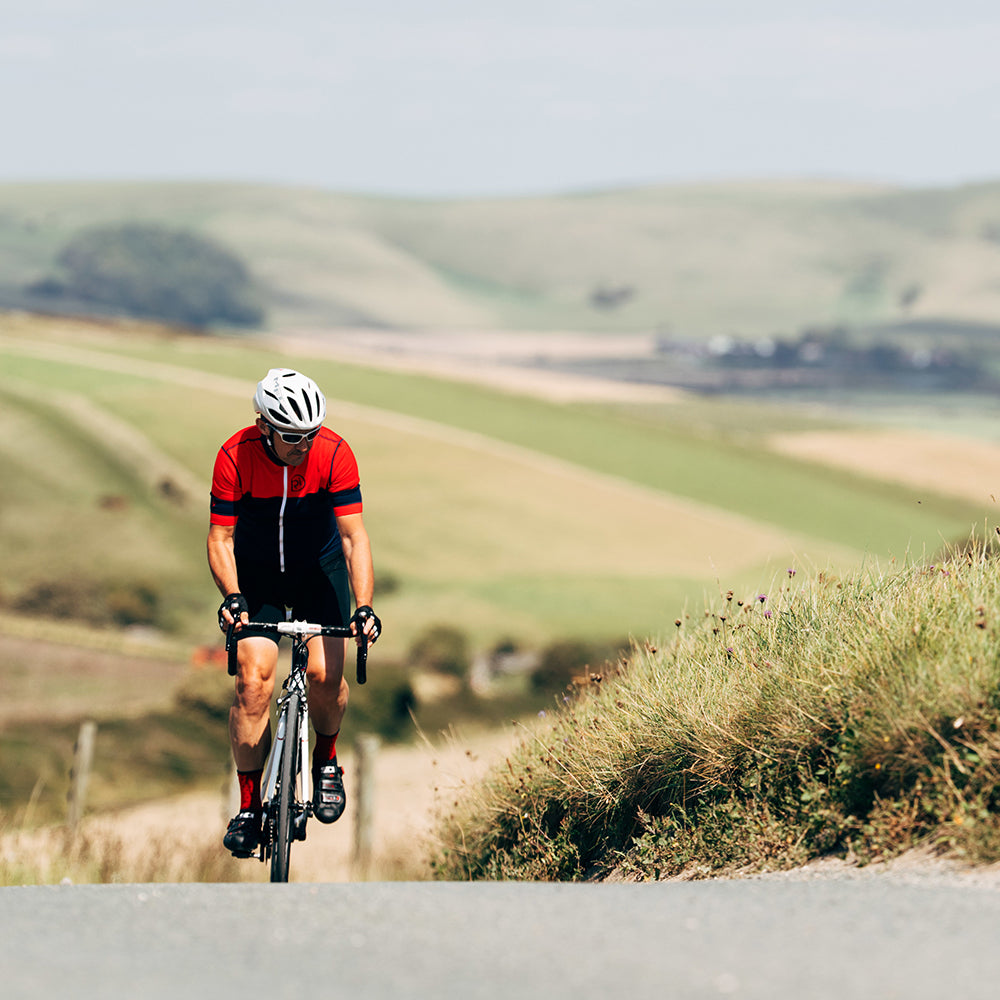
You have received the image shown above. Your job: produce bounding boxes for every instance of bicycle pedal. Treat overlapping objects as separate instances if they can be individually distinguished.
[229,849,254,860]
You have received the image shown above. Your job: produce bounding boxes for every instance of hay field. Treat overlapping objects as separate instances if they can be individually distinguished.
[770,429,1000,509]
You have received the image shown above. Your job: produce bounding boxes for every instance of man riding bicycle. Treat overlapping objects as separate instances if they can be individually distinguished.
[208,367,381,856]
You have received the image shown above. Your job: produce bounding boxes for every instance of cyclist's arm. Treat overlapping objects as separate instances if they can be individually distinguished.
[336,511,375,611]
[207,522,241,598]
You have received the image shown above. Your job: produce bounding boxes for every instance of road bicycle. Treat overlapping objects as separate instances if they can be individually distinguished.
[225,618,368,882]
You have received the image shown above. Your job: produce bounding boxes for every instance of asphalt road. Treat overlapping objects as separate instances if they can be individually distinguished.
[3,880,999,999]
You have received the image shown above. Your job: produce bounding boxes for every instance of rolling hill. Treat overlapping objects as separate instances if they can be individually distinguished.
[3,179,1000,337]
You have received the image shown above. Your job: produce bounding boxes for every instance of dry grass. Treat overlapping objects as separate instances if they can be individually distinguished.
[0,794,246,885]
[770,428,1000,508]
[433,535,1000,880]
[0,727,517,885]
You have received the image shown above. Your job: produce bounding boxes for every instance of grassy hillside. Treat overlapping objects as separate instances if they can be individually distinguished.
[4,179,1000,336]
[0,312,984,661]
[433,541,1000,880]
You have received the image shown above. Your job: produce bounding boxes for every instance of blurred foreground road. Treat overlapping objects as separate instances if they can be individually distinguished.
[3,880,1000,999]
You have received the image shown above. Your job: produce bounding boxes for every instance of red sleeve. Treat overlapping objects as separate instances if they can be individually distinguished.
[209,442,241,526]
[328,439,363,516]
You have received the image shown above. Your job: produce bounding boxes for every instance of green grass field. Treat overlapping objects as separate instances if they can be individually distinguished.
[0,312,987,661]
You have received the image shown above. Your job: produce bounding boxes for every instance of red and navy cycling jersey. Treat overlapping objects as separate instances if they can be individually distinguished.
[210,426,363,573]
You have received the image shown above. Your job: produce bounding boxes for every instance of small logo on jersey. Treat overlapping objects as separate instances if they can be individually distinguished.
[291,475,305,492]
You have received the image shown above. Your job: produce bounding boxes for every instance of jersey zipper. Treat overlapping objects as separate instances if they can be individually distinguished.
[278,465,288,573]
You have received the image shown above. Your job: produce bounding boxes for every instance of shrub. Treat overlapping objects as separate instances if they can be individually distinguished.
[408,624,470,678]
[13,578,162,628]
[530,637,629,694]
[29,222,264,328]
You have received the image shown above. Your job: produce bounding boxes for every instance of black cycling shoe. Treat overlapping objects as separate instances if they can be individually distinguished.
[223,809,262,857]
[312,758,346,823]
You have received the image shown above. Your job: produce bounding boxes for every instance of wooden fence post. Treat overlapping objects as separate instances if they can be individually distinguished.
[67,720,97,833]
[352,735,380,880]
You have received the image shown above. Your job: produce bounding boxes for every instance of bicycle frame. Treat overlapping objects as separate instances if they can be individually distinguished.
[260,643,312,829]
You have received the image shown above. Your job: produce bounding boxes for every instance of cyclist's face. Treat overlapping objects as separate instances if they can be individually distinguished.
[257,418,315,465]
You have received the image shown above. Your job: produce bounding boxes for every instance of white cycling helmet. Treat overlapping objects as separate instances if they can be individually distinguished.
[253,368,327,433]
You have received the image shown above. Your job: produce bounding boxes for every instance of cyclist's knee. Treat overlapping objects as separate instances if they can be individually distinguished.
[306,637,346,683]
[234,646,277,710]
[312,670,348,700]
[235,672,273,712]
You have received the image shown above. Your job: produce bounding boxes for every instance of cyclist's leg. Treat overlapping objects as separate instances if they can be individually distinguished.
[295,557,351,737]
[224,633,279,855]
[229,563,287,770]
[229,635,279,770]
[306,633,348,823]
[304,633,349,735]
[293,560,350,823]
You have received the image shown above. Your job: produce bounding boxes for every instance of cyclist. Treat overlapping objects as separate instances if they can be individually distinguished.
[207,367,382,856]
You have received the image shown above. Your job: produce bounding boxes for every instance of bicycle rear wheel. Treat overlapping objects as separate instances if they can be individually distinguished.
[270,693,300,883]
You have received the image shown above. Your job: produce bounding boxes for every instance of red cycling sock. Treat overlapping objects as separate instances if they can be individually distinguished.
[313,730,339,768]
[237,769,263,812]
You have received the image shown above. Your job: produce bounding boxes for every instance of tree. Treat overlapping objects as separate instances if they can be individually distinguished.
[33,222,264,328]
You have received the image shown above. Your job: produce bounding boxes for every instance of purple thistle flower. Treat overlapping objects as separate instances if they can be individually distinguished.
[757,594,767,603]
[764,610,773,619]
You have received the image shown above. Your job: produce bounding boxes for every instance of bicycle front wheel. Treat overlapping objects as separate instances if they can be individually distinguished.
[270,692,300,883]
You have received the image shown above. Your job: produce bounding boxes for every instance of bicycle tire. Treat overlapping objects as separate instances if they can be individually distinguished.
[270,693,300,883]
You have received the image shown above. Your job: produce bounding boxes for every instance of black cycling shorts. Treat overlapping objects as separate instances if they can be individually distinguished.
[236,555,351,644]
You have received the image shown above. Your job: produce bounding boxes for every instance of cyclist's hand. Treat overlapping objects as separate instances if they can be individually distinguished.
[218,593,249,633]
[350,605,381,645]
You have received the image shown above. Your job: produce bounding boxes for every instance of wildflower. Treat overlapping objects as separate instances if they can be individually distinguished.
[538,710,547,718]
[764,610,773,619]
[757,594,767,604]
[787,568,796,577]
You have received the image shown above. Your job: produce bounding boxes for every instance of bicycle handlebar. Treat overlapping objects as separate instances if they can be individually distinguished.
[225,619,368,684]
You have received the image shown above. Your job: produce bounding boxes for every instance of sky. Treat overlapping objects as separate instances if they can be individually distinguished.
[4,0,1000,198]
